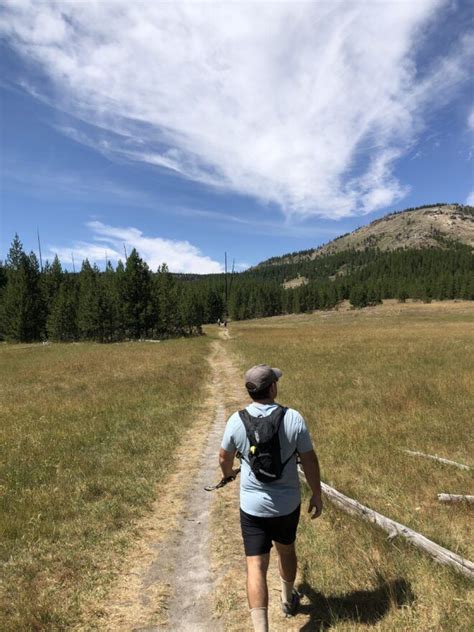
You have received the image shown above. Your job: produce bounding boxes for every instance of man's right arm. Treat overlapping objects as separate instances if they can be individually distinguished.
[219,447,238,478]
[220,415,239,479]
[299,449,323,519]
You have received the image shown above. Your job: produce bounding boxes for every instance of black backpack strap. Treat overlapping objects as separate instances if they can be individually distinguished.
[238,409,258,446]
[269,405,286,443]
[272,406,298,473]
[274,406,297,470]
[268,405,287,422]
[281,451,296,468]
[239,405,287,442]
[239,404,286,426]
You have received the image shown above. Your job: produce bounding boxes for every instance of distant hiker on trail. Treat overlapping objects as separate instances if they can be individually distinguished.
[219,364,322,632]
[217,318,221,327]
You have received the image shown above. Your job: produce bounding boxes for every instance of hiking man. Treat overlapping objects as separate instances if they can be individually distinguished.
[219,364,322,632]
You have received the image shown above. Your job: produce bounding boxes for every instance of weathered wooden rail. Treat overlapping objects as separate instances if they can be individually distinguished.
[403,449,471,471]
[298,469,474,581]
[437,494,474,504]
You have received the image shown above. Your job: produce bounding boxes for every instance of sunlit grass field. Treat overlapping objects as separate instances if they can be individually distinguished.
[0,337,211,630]
[227,301,474,630]
[2,302,472,630]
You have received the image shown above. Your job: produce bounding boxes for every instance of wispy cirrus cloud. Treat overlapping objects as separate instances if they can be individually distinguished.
[48,221,223,274]
[177,207,342,239]
[468,108,474,131]
[1,1,472,219]
[2,164,155,208]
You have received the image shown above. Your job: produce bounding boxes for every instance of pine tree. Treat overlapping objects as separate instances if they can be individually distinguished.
[0,261,6,294]
[367,284,382,306]
[6,233,24,270]
[324,284,338,309]
[122,249,152,338]
[308,284,321,311]
[42,255,63,311]
[100,261,121,342]
[319,286,328,309]
[47,274,79,341]
[292,289,301,313]
[298,285,310,313]
[421,283,433,304]
[228,286,243,320]
[154,263,181,337]
[114,260,126,338]
[77,260,102,340]
[206,288,224,323]
[460,273,474,300]
[0,235,26,339]
[182,287,204,335]
[281,288,291,314]
[0,262,6,292]
[0,248,45,341]
[349,284,368,309]
[397,285,409,303]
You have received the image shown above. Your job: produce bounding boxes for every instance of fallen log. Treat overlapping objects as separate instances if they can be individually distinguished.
[403,449,471,471]
[437,494,474,504]
[297,469,474,581]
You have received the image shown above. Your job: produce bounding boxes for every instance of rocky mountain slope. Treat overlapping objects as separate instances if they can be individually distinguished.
[258,204,474,268]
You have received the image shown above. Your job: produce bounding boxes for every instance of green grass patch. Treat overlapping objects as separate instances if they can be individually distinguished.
[0,337,210,630]
[229,302,474,630]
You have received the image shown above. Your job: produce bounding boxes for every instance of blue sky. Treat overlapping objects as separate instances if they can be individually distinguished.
[1,1,473,273]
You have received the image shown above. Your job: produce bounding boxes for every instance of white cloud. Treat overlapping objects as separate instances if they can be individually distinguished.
[48,222,223,274]
[1,1,472,218]
[466,191,474,206]
[468,109,474,131]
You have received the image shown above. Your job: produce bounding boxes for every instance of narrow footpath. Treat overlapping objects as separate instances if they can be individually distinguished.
[96,333,241,631]
[97,330,302,631]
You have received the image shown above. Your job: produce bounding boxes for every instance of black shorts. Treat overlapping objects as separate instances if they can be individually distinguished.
[240,505,301,556]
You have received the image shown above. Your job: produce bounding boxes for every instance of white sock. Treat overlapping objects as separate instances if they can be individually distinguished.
[250,607,268,632]
[280,577,294,603]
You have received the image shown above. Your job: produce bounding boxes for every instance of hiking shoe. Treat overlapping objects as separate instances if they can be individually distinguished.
[281,589,300,617]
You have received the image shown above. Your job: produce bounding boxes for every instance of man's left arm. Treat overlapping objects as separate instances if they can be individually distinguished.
[299,449,323,519]
[295,413,323,519]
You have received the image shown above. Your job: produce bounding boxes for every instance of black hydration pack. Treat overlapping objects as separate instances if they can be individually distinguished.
[238,405,294,483]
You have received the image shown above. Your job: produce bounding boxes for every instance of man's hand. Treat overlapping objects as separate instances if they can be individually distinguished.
[308,493,323,519]
[224,468,240,480]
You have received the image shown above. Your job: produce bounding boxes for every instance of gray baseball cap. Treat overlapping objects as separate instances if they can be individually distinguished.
[245,364,283,393]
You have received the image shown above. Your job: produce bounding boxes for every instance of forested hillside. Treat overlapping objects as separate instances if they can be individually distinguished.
[1,203,473,342]
[190,242,473,317]
[258,203,474,266]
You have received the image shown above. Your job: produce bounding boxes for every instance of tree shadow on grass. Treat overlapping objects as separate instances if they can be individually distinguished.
[297,578,415,631]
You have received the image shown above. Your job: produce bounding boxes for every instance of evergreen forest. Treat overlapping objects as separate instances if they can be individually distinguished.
[0,232,473,343]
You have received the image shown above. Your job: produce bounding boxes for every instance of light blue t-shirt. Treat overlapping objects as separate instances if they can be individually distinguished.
[221,402,313,517]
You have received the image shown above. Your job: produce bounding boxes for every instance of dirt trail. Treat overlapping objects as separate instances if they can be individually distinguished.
[163,396,226,632]
[97,334,241,631]
[97,330,301,631]
[210,334,307,632]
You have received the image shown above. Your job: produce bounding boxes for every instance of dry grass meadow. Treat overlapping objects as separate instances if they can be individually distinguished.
[1,301,473,631]
[215,301,473,631]
[0,337,211,630]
